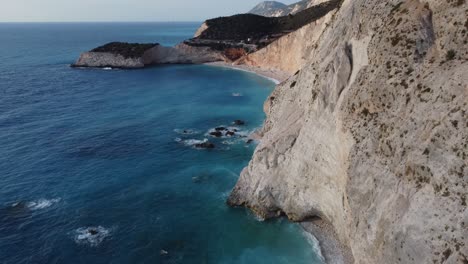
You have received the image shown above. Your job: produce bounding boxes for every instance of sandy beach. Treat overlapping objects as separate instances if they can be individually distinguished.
[204,61,290,85]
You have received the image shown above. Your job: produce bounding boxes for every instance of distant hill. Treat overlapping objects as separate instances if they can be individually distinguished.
[249,0,318,17]
[249,1,287,17]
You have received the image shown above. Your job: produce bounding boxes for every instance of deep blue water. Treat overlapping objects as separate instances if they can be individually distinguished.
[0,23,323,264]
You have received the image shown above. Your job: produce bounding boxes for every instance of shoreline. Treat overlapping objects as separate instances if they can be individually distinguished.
[204,61,290,85]
[301,219,354,264]
[207,61,352,264]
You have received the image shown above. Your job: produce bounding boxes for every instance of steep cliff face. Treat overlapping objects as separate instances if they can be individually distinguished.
[229,0,468,263]
[236,9,335,74]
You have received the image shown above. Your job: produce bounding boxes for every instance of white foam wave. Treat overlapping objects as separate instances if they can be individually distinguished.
[205,126,246,139]
[221,140,236,145]
[234,129,253,138]
[232,93,243,97]
[73,226,111,247]
[174,128,199,135]
[103,67,113,70]
[27,198,61,210]
[182,138,208,146]
[303,230,325,262]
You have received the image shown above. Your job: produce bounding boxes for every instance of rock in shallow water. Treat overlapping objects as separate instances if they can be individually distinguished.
[209,131,223,137]
[194,142,215,149]
[233,120,245,125]
[73,226,111,247]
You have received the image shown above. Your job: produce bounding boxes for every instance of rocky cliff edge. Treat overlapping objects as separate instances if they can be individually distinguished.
[228,0,467,263]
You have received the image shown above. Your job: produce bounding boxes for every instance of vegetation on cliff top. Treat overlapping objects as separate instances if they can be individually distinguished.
[196,0,342,42]
[91,42,159,59]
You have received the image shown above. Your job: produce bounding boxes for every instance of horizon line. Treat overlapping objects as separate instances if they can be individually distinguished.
[0,21,204,24]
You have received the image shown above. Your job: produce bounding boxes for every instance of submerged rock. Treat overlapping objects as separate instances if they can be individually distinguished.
[233,120,245,126]
[209,131,223,137]
[88,229,99,236]
[194,142,215,149]
[73,226,110,247]
[192,173,212,184]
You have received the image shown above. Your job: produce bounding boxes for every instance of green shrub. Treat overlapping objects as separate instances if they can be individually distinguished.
[446,49,456,60]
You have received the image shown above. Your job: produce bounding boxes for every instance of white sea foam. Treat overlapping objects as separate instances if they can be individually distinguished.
[232,93,243,97]
[103,67,113,70]
[303,230,325,262]
[183,138,208,146]
[73,226,111,247]
[234,129,253,138]
[27,198,61,210]
[174,128,199,135]
[205,126,246,139]
[221,140,236,145]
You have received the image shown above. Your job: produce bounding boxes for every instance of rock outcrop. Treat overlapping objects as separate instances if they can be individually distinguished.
[72,42,225,68]
[72,42,160,68]
[229,0,468,264]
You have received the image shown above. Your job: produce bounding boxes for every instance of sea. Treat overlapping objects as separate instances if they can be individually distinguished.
[0,22,324,264]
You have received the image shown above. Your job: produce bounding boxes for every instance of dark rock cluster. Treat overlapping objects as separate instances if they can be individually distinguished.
[195,142,215,149]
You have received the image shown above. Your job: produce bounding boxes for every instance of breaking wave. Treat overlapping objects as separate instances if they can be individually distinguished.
[72,226,112,247]
[25,198,61,210]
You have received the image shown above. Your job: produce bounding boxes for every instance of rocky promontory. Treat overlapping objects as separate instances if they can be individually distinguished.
[72,42,160,68]
[72,42,225,69]
[72,0,342,69]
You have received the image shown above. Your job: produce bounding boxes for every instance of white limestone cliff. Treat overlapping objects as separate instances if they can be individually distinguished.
[229,1,468,263]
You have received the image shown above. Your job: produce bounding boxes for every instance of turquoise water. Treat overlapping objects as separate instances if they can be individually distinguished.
[0,23,323,264]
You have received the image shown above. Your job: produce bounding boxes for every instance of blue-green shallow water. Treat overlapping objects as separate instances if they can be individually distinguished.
[0,23,323,264]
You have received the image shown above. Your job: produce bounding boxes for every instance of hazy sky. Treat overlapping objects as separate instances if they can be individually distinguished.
[0,0,299,22]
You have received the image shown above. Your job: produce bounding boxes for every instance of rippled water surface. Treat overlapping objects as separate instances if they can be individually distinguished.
[0,23,323,264]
